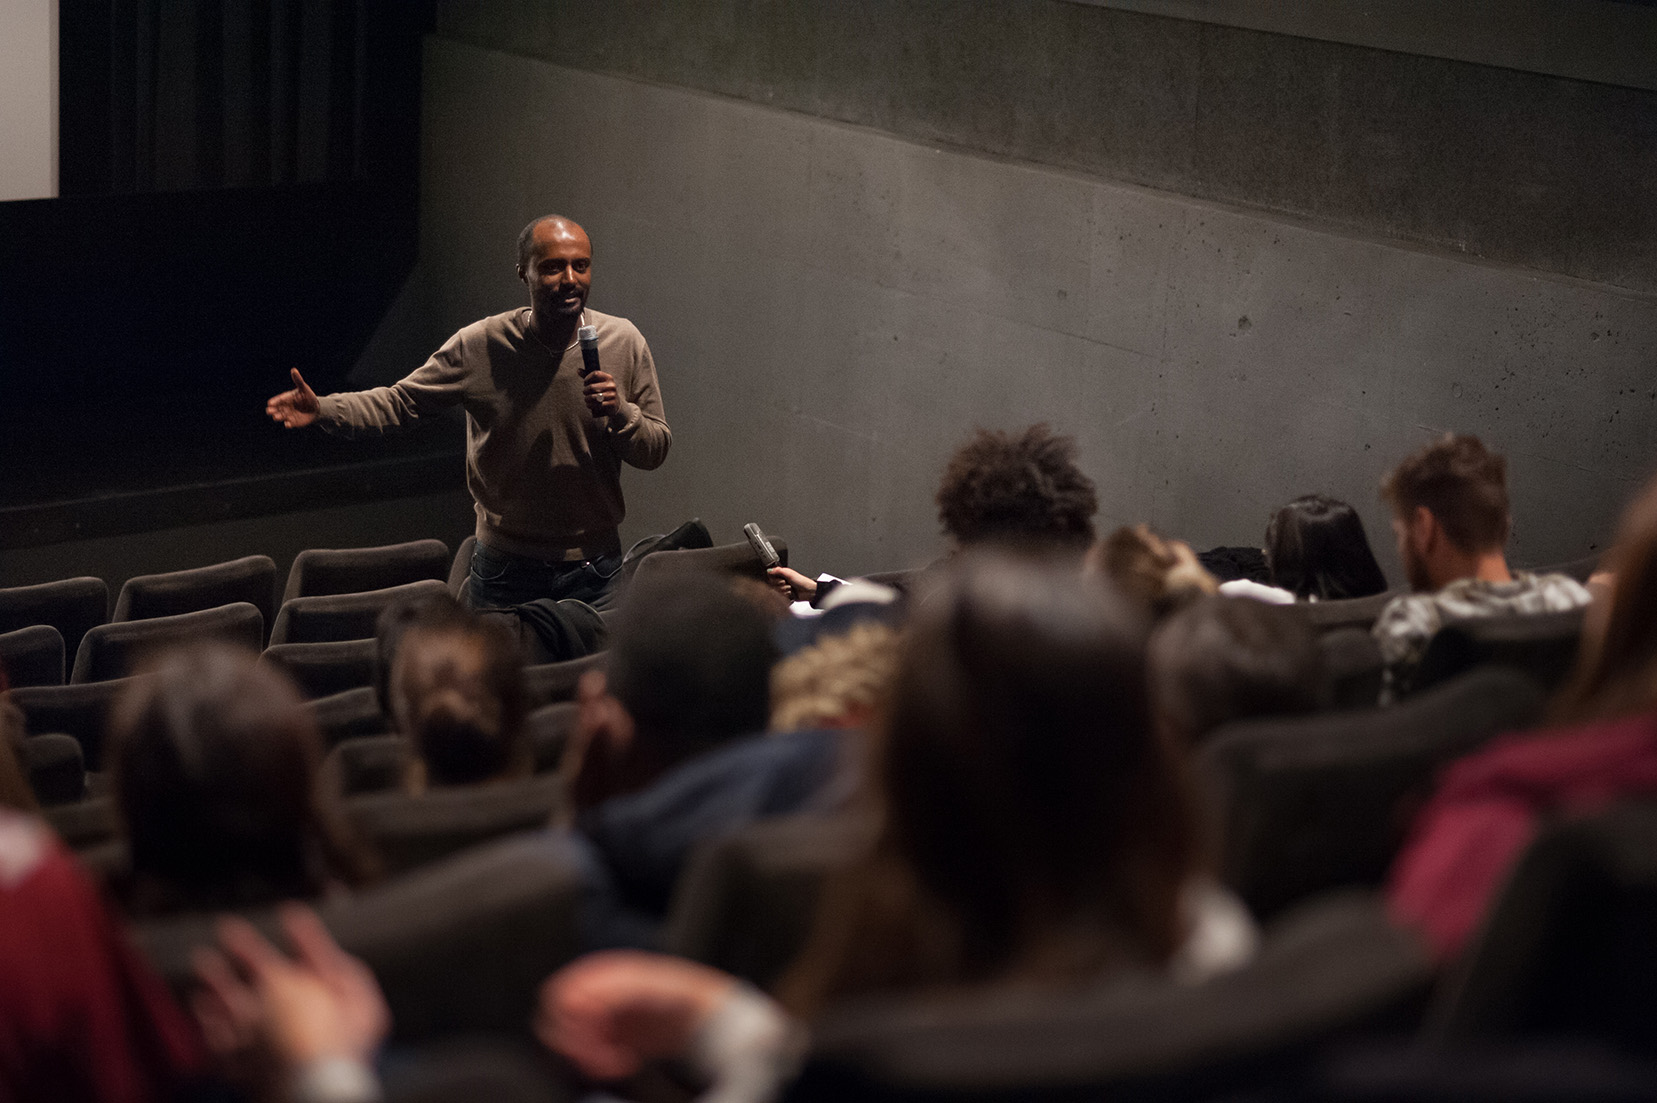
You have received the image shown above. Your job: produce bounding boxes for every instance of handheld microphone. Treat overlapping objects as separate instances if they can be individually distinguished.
[743,523,781,570]
[578,325,601,377]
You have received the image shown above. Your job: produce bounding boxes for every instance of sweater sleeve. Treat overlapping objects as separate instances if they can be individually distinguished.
[605,332,672,470]
[314,329,471,438]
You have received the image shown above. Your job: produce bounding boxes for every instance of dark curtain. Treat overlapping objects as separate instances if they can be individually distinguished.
[62,0,404,195]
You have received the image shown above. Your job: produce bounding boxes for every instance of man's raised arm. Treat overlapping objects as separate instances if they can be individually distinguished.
[261,332,472,438]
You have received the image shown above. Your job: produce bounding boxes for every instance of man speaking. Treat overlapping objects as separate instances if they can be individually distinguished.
[266,215,670,610]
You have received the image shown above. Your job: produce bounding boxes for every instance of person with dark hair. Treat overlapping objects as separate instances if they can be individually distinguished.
[1261,494,1389,601]
[266,214,670,611]
[1149,595,1329,747]
[390,614,532,789]
[537,556,1255,1097]
[109,645,371,916]
[767,423,1099,604]
[373,590,470,717]
[1389,473,1657,961]
[569,572,841,944]
[1373,434,1589,700]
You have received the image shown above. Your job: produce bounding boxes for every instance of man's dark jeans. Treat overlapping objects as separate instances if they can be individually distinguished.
[465,540,623,611]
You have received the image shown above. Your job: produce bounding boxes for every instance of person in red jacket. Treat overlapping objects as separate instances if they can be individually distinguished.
[1388,473,1657,961]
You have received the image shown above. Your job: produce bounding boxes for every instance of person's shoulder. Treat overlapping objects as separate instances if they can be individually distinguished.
[1519,571,1594,607]
[474,308,531,341]
[586,308,645,344]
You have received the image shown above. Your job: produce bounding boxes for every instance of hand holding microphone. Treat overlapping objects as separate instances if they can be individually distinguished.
[578,325,620,418]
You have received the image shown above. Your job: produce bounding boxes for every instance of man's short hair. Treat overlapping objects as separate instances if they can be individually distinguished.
[607,573,777,752]
[516,214,577,270]
[935,424,1098,551]
[1380,433,1511,553]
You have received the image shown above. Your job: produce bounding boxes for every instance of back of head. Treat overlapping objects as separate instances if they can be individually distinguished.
[392,615,529,787]
[770,622,901,731]
[935,424,1098,555]
[1555,476,1657,723]
[1090,524,1218,618]
[111,645,349,912]
[1380,434,1510,553]
[375,590,468,716]
[784,553,1201,1012]
[1149,595,1327,746]
[607,572,777,756]
[1264,495,1389,600]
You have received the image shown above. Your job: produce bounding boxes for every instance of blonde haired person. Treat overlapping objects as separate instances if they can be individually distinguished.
[770,623,900,733]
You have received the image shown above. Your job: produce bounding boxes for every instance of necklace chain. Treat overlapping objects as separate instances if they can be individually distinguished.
[527,308,585,356]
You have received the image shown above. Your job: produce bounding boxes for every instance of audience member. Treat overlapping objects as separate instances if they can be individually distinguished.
[390,613,531,790]
[0,808,204,1102]
[1224,494,1390,604]
[109,645,372,917]
[373,591,470,717]
[568,573,844,943]
[1148,595,1328,747]
[1089,523,1219,618]
[768,422,1098,603]
[1372,434,1590,700]
[1389,474,1657,961]
[769,622,900,732]
[540,555,1256,1098]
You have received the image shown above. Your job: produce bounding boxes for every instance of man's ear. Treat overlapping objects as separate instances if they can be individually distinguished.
[1410,505,1439,557]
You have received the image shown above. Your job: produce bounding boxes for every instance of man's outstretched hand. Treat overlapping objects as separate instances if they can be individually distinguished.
[266,368,320,429]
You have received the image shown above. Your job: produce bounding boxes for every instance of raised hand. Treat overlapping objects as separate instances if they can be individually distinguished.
[265,368,320,429]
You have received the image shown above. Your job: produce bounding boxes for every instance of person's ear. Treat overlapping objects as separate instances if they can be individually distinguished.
[1409,505,1438,558]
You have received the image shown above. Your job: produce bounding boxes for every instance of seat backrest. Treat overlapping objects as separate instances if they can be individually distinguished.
[1317,627,1384,711]
[790,893,1431,1103]
[1519,552,1602,584]
[1285,590,1399,634]
[283,539,451,603]
[306,685,389,747]
[1428,800,1657,1054]
[260,638,378,699]
[1413,607,1586,696]
[448,535,476,597]
[526,701,579,773]
[324,734,411,796]
[42,795,118,851]
[132,832,585,1042]
[11,675,146,770]
[269,578,450,646]
[112,555,277,642]
[1198,666,1547,919]
[0,576,108,660]
[22,732,85,806]
[343,773,565,877]
[0,624,66,687]
[665,814,870,990]
[630,539,789,590]
[523,652,607,709]
[71,601,264,684]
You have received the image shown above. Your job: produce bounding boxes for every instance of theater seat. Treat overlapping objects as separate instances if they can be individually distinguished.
[306,685,389,747]
[343,773,564,877]
[0,576,108,661]
[11,676,146,770]
[71,602,264,684]
[132,832,585,1042]
[1521,552,1602,584]
[1199,666,1546,920]
[42,795,118,851]
[1285,590,1399,634]
[448,535,476,597]
[666,814,871,990]
[269,579,450,646]
[261,638,378,699]
[283,539,451,603]
[1317,627,1385,710]
[22,733,85,806]
[789,893,1431,1103]
[523,652,607,710]
[630,538,789,590]
[0,624,66,687]
[324,735,410,797]
[1428,800,1657,1056]
[526,701,579,772]
[1413,607,1586,697]
[112,555,277,642]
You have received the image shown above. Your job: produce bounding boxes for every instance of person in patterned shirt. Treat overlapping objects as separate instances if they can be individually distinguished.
[1372,433,1590,702]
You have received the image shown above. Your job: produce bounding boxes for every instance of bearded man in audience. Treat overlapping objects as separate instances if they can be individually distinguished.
[1372,433,1590,701]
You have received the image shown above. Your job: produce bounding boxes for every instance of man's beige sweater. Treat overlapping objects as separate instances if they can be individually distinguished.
[316,307,670,561]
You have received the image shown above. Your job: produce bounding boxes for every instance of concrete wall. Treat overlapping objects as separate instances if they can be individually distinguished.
[0,0,56,201]
[361,37,1657,582]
